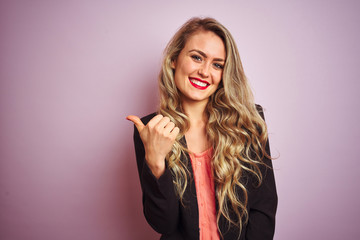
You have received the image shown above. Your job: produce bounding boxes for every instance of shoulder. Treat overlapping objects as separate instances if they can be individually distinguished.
[255,104,263,112]
[255,104,265,120]
[255,104,264,114]
[140,112,158,125]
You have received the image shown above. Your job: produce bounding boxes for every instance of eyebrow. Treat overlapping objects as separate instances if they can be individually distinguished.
[189,49,225,62]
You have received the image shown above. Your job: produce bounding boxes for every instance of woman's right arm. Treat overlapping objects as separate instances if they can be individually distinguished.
[130,114,181,234]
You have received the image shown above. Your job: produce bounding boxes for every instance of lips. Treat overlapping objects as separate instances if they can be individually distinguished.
[188,77,210,90]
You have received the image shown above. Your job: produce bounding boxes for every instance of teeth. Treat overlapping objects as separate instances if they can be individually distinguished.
[191,79,208,87]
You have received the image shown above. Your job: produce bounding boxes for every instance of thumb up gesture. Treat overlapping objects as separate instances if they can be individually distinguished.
[126,114,180,178]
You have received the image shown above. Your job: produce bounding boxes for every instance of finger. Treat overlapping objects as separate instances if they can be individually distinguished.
[126,115,145,132]
[169,126,180,139]
[156,116,171,130]
[163,121,175,133]
[147,114,164,128]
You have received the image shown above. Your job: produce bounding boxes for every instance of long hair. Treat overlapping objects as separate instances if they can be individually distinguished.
[158,17,270,235]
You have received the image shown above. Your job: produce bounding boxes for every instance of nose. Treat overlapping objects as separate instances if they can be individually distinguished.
[198,63,210,78]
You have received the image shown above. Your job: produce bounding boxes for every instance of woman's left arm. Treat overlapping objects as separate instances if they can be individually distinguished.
[245,106,278,240]
[245,140,277,239]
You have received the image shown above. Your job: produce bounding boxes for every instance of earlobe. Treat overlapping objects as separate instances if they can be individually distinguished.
[171,60,176,69]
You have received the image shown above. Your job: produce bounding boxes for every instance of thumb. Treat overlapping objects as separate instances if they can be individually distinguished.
[126,115,145,132]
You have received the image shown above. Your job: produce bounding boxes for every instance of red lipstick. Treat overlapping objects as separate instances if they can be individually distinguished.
[188,77,209,90]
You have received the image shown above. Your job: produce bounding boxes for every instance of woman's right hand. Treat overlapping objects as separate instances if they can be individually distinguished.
[126,114,180,178]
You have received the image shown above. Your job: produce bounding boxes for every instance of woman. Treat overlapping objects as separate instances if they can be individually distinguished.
[127,17,277,240]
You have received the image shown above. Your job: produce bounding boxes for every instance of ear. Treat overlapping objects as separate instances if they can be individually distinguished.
[171,59,176,69]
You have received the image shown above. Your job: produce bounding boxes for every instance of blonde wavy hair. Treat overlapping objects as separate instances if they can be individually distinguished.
[158,17,270,235]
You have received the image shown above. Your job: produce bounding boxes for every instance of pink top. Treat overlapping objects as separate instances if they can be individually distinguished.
[189,148,220,240]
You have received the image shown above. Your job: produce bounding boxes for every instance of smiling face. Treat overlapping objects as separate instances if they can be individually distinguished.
[172,30,226,106]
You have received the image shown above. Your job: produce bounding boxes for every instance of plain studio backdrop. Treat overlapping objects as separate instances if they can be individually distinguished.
[1,0,359,239]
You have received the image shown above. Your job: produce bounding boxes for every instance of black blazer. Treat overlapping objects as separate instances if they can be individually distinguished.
[132,106,277,240]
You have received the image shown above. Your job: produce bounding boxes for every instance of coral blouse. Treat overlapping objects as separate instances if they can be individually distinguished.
[189,148,220,240]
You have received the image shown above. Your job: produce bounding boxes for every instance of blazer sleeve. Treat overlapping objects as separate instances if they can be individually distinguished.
[245,105,278,240]
[132,114,180,234]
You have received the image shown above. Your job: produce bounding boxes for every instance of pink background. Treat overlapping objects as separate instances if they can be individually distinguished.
[1,0,360,239]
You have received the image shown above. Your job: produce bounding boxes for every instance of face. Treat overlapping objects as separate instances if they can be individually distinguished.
[172,31,226,105]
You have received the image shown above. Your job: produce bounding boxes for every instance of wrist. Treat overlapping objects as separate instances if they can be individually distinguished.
[145,154,166,179]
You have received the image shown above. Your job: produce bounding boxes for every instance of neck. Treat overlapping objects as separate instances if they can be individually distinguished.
[182,99,208,124]
[182,98,210,152]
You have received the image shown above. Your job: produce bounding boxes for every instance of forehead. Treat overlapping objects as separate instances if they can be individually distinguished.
[184,31,226,59]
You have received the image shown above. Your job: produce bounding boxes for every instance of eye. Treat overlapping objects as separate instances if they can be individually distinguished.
[191,55,202,62]
[213,63,224,69]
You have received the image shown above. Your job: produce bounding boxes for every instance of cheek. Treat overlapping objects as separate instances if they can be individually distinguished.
[214,72,223,85]
[173,70,184,89]
[178,58,196,74]
[174,62,192,85]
